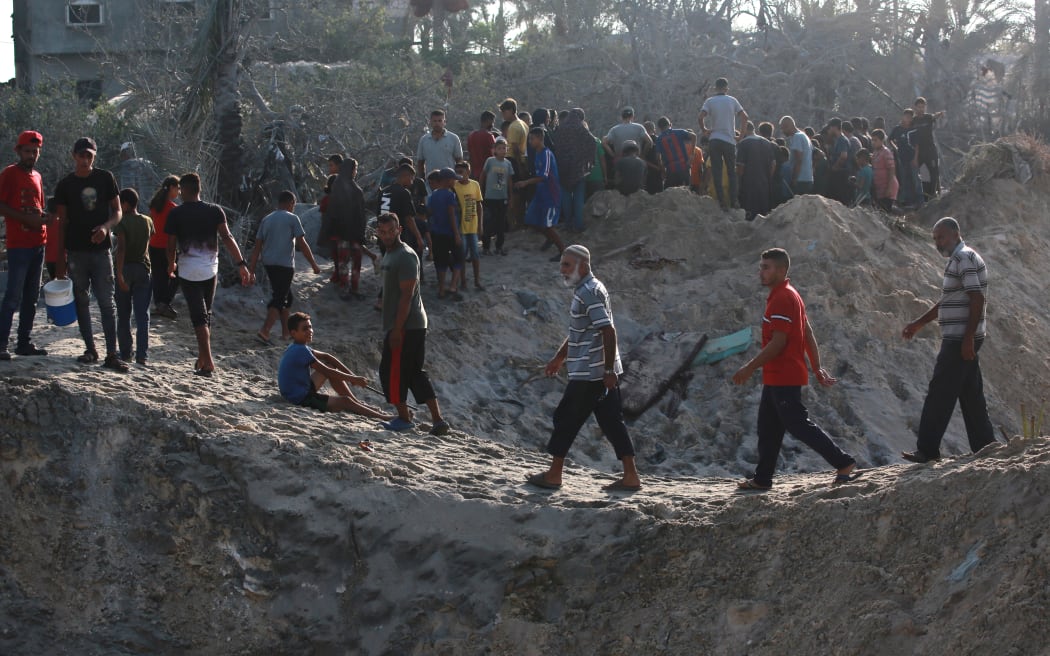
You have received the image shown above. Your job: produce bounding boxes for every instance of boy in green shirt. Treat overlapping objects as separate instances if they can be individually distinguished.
[115,188,154,365]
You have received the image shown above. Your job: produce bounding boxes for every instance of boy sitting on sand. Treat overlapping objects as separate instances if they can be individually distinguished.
[278,312,393,420]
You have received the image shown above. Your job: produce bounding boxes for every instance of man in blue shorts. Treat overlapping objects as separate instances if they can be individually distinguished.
[515,127,565,261]
[278,311,393,419]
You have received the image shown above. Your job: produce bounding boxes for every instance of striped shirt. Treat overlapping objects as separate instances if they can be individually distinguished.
[938,241,987,340]
[566,274,623,381]
[655,128,692,174]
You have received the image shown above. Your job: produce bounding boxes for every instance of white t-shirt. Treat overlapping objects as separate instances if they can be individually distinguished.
[701,94,744,144]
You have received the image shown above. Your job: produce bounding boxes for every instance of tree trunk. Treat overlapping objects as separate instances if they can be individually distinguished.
[1035,0,1050,129]
[213,0,244,210]
[432,4,448,54]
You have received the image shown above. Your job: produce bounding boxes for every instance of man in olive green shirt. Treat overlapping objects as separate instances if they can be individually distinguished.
[376,212,451,435]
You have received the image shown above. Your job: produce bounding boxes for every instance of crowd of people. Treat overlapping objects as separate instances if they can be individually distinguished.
[0,79,991,492]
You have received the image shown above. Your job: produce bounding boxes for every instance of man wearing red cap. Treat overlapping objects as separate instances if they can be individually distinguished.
[0,131,48,360]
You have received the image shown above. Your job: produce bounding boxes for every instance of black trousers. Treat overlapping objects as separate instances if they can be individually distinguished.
[753,385,854,487]
[547,380,635,460]
[149,246,179,306]
[482,199,507,251]
[916,339,995,458]
[380,328,436,406]
[917,147,940,197]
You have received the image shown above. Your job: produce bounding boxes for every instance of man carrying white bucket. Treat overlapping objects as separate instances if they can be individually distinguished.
[0,131,49,361]
[53,137,128,373]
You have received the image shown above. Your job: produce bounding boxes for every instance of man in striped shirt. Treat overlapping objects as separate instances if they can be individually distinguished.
[527,245,641,492]
[902,217,996,462]
[655,116,693,188]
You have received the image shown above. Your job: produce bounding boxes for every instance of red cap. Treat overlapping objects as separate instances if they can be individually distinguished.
[17,131,43,148]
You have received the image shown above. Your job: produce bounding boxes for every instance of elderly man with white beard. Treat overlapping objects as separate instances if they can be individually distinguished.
[526,245,642,493]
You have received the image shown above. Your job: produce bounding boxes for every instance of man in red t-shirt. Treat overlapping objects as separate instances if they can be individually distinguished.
[731,248,858,489]
[466,111,497,181]
[0,131,49,359]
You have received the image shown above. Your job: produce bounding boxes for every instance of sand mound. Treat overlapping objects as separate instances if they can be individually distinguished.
[1,169,1049,653]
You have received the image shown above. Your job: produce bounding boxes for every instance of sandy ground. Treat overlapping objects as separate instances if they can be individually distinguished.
[0,163,1048,654]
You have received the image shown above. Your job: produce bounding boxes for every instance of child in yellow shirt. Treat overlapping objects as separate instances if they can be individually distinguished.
[453,161,485,290]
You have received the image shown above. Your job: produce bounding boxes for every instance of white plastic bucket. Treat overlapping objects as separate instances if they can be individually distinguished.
[43,279,77,327]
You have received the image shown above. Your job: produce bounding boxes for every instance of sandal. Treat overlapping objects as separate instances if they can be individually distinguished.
[102,354,129,373]
[737,478,772,491]
[76,349,99,364]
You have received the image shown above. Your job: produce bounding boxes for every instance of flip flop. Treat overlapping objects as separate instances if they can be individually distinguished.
[255,332,274,346]
[526,473,561,490]
[737,478,772,491]
[602,480,642,492]
[358,440,374,452]
[832,470,864,486]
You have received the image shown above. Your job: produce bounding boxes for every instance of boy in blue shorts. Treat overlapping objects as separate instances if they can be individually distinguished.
[278,311,393,419]
[515,126,565,261]
[426,168,464,299]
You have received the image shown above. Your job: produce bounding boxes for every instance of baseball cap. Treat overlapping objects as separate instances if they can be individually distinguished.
[437,167,462,181]
[494,136,507,144]
[73,137,97,154]
[17,131,43,147]
[120,141,134,152]
[621,106,635,118]
[622,139,639,150]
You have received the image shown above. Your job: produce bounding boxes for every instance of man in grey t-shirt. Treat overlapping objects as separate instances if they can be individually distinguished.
[248,190,321,343]
[602,106,652,159]
[699,78,747,210]
[527,245,641,492]
[416,109,463,177]
[376,212,451,435]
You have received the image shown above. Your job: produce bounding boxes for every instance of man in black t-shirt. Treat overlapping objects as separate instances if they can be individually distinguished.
[54,137,127,372]
[378,164,425,254]
[912,97,945,199]
[889,109,922,207]
[165,172,253,377]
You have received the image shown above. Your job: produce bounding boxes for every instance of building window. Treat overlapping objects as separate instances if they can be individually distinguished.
[67,1,103,26]
[161,0,195,14]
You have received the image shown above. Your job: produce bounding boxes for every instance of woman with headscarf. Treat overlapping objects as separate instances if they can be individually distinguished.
[551,108,596,232]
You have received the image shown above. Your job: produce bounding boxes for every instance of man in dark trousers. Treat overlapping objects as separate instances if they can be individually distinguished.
[0,131,48,360]
[165,172,253,377]
[901,217,996,462]
[732,247,858,490]
[375,212,451,436]
[527,245,641,492]
[53,137,126,372]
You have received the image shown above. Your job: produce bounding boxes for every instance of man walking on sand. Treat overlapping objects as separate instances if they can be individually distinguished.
[0,131,49,361]
[248,190,321,344]
[375,212,451,436]
[527,245,641,492]
[732,248,858,490]
[901,217,996,463]
[165,172,253,377]
[53,137,126,372]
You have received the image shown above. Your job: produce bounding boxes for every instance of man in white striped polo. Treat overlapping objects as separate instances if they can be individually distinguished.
[527,245,641,492]
[902,217,997,462]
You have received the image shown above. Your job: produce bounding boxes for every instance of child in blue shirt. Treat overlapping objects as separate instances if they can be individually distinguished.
[426,168,465,298]
[278,312,393,419]
[851,149,874,208]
